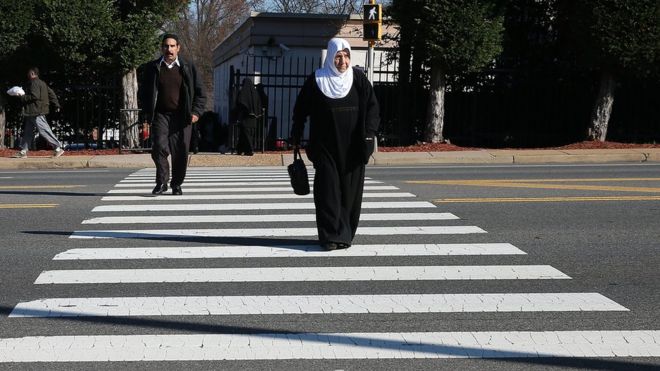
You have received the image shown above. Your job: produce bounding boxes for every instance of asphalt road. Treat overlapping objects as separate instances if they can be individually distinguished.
[0,164,658,370]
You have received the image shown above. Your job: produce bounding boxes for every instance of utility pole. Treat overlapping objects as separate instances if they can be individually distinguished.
[363,0,382,152]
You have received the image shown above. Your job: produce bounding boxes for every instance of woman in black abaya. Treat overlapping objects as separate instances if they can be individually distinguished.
[236,78,262,155]
[291,38,380,251]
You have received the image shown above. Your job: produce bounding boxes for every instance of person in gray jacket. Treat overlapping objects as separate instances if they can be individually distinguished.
[13,67,64,158]
[139,33,206,195]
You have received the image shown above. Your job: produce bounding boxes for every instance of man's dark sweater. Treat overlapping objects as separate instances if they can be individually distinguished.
[156,65,183,113]
[139,56,206,126]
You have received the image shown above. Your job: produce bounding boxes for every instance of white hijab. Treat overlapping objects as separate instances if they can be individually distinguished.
[315,38,354,99]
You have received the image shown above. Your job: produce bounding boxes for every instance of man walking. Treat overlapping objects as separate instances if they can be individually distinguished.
[139,33,206,195]
[13,67,64,158]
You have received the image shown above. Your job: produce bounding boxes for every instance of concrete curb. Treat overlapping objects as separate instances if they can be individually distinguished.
[0,156,94,170]
[0,148,659,169]
[86,154,153,169]
[499,149,652,164]
[372,151,507,165]
[189,154,284,167]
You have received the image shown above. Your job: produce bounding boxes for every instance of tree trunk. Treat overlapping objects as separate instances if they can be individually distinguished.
[587,71,615,141]
[0,110,5,149]
[424,63,446,143]
[396,23,412,146]
[121,68,140,149]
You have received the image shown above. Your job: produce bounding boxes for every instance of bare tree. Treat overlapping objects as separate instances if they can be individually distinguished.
[319,0,360,14]
[166,0,361,116]
[168,0,255,111]
[270,0,322,13]
[270,0,360,14]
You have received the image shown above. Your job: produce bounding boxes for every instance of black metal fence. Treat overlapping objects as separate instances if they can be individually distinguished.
[5,62,657,152]
[2,82,122,151]
[229,55,320,152]
[229,52,400,152]
[369,70,660,147]
[62,83,121,150]
[443,76,660,147]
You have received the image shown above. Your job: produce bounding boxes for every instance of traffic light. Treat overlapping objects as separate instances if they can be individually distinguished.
[363,4,382,23]
[363,23,381,41]
[363,4,382,41]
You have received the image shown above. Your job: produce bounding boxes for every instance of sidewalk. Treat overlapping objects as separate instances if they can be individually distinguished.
[1,148,659,170]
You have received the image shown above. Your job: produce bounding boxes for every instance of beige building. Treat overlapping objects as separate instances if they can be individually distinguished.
[212,12,396,144]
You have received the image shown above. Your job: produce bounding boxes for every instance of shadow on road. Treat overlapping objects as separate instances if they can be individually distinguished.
[24,230,320,248]
[0,190,103,197]
[0,306,656,369]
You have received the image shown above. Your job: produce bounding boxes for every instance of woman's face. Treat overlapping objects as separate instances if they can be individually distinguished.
[334,49,350,73]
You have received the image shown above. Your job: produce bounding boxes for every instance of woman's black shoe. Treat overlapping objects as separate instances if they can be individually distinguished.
[172,185,183,195]
[152,184,168,195]
[322,242,337,251]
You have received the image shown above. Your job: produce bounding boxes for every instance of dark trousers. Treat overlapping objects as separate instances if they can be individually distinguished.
[151,111,192,187]
[313,154,365,246]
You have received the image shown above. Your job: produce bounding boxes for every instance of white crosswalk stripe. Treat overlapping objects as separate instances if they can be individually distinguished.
[92,200,436,212]
[3,166,646,364]
[112,180,383,186]
[119,178,376,184]
[10,293,627,317]
[53,243,525,260]
[124,171,318,178]
[69,226,487,239]
[34,265,569,284]
[107,185,399,193]
[81,212,459,224]
[119,176,293,182]
[113,180,302,186]
[100,192,416,201]
[2,331,658,362]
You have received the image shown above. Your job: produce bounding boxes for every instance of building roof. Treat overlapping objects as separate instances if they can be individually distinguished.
[213,12,396,66]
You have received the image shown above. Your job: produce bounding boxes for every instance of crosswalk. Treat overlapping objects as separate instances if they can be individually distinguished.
[2,167,659,363]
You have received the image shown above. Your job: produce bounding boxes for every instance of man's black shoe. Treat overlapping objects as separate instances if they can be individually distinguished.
[172,185,183,195]
[152,184,168,195]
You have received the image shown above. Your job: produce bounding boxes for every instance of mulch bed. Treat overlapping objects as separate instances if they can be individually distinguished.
[378,140,660,152]
[1,141,658,157]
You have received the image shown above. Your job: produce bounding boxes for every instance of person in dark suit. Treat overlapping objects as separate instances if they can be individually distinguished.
[291,38,380,251]
[139,33,206,195]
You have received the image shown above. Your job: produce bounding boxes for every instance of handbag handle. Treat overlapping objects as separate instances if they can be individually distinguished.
[293,147,301,160]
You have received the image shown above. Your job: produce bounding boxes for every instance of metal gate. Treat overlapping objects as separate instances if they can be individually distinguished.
[229,55,322,152]
[229,53,398,152]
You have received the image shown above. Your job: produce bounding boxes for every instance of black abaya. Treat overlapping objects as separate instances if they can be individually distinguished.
[291,67,380,246]
[236,78,262,155]
[311,87,362,244]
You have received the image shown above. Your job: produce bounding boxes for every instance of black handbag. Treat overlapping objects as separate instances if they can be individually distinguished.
[287,148,310,195]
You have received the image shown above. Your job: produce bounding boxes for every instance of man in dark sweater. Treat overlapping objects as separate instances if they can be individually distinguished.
[139,33,206,195]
